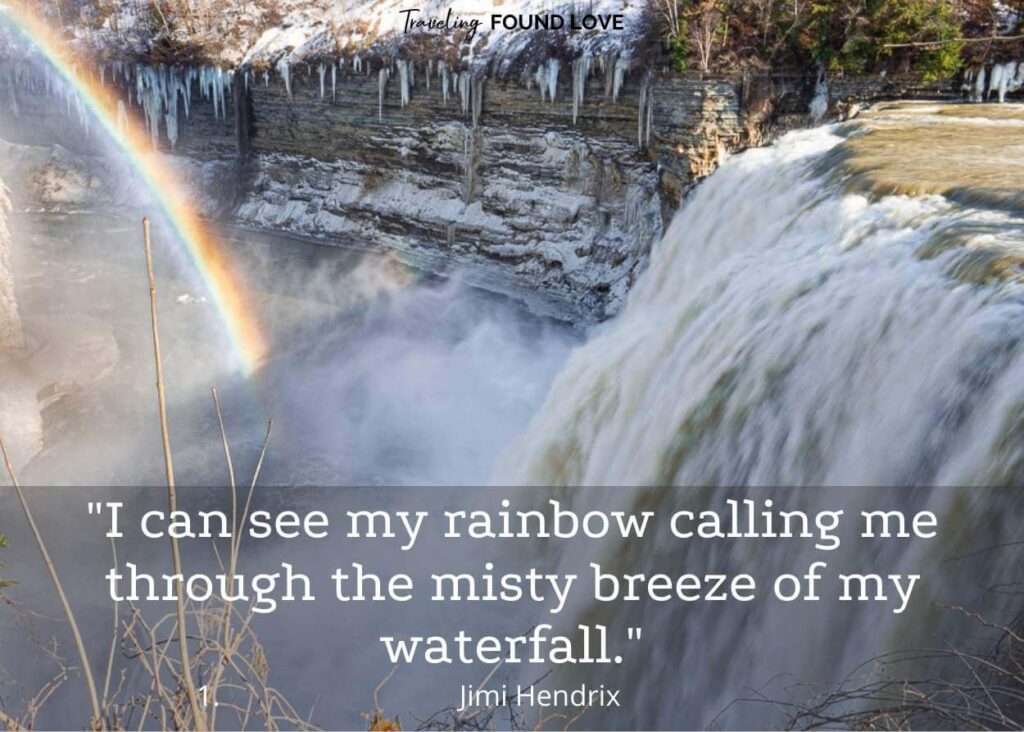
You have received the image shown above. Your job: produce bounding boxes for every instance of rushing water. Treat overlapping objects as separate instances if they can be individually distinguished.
[485,103,1024,728]
[499,103,1024,487]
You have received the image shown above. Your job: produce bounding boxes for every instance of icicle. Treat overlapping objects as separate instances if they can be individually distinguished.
[277,59,292,99]
[463,128,476,203]
[989,62,1005,100]
[216,68,223,119]
[214,67,223,119]
[397,59,411,107]
[572,53,590,124]
[1014,62,1024,97]
[75,95,88,130]
[458,72,470,116]
[427,59,433,90]
[545,58,560,102]
[471,76,483,128]
[989,61,1020,102]
[440,61,449,104]
[264,70,271,87]
[637,71,653,148]
[353,55,362,73]
[646,83,653,146]
[809,68,829,122]
[612,54,631,102]
[135,63,166,145]
[166,108,179,149]
[319,63,326,99]
[332,64,337,101]
[602,53,615,98]
[974,66,987,102]
[378,67,389,122]
[179,69,191,119]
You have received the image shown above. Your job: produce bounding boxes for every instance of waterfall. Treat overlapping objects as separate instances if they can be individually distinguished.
[498,122,1024,487]
[494,116,1024,727]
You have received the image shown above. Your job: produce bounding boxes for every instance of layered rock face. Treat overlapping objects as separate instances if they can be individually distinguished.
[169,68,750,320]
[0,178,20,349]
[0,59,965,321]
[0,57,755,319]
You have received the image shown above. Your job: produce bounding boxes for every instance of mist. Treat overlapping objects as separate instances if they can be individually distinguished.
[0,92,583,727]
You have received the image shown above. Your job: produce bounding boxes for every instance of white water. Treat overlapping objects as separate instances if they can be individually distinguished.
[491,116,1024,727]
[499,121,1024,487]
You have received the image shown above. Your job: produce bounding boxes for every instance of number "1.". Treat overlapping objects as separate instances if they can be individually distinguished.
[199,685,218,708]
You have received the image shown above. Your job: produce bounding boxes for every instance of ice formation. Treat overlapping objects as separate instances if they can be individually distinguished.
[278,58,292,99]
[378,66,390,121]
[611,53,631,102]
[0,0,655,146]
[571,53,590,124]
[988,61,1024,102]
[963,60,1024,103]
[809,66,829,122]
[397,59,411,107]
[637,71,653,148]
[117,64,234,146]
[536,58,560,102]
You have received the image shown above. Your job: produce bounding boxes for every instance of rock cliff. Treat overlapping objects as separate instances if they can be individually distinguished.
[0,58,968,320]
[222,68,749,319]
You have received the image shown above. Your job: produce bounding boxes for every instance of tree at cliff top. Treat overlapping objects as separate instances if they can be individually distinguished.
[806,0,964,79]
[657,0,968,77]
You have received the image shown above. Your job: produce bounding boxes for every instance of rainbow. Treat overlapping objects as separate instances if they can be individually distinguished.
[0,2,268,374]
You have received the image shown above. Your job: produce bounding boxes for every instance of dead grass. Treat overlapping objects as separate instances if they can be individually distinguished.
[0,219,310,731]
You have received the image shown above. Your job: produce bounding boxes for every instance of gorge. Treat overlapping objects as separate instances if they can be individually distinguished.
[2,2,1024,729]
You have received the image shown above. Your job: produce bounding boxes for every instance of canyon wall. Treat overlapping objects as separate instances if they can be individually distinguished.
[0,63,964,320]
[186,68,961,319]
[222,70,749,319]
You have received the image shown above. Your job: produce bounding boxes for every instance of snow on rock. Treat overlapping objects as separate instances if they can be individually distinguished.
[43,0,648,79]
[0,177,21,349]
[0,139,118,209]
[234,108,665,320]
[232,0,649,77]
